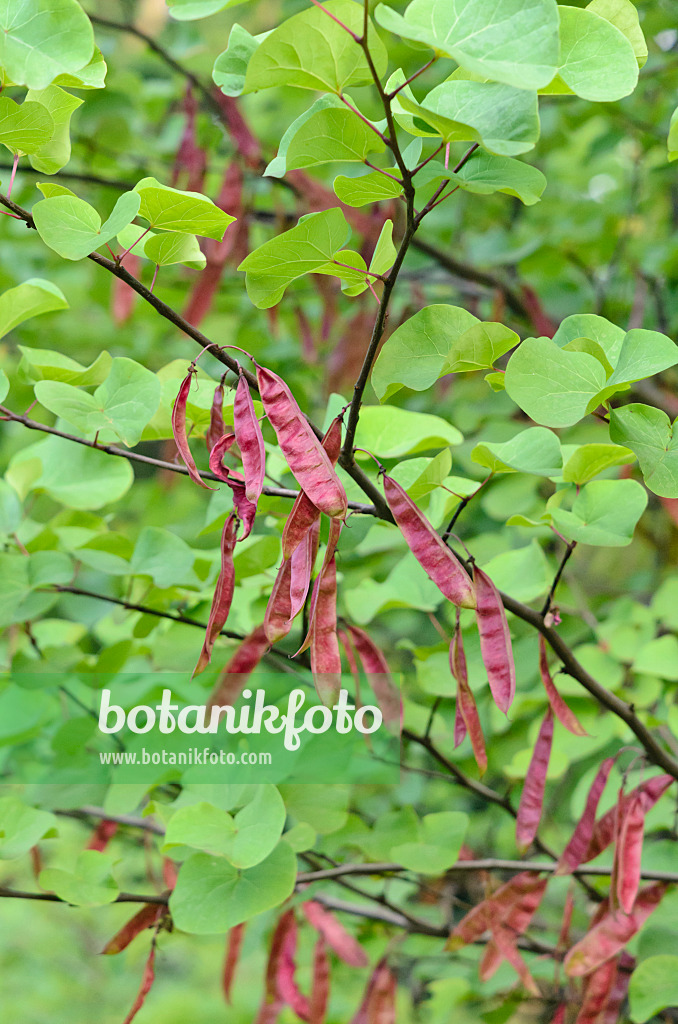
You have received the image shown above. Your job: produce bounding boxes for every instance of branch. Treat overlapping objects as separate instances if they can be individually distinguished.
[0,886,168,906]
[542,540,577,616]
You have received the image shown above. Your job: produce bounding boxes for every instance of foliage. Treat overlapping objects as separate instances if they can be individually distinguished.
[1,0,678,1022]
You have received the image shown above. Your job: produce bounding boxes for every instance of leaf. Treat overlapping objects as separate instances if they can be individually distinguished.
[369,220,397,277]
[504,336,607,427]
[481,542,551,602]
[391,811,468,875]
[35,357,161,447]
[280,105,385,173]
[552,313,626,363]
[15,433,133,508]
[168,0,245,19]
[53,47,107,89]
[587,0,647,67]
[0,278,68,340]
[443,321,519,373]
[26,84,82,173]
[39,850,119,906]
[0,368,7,403]
[33,191,142,261]
[610,405,678,498]
[334,170,403,207]
[0,796,57,859]
[669,107,678,163]
[550,479,648,547]
[130,527,195,588]
[443,149,547,205]
[169,841,297,934]
[547,5,638,102]
[142,232,206,269]
[238,208,351,308]
[472,427,562,476]
[371,304,479,401]
[629,955,678,1022]
[561,443,634,484]
[244,0,387,95]
[375,0,559,90]
[398,80,541,156]
[594,329,678,407]
[133,177,234,239]
[0,97,54,154]
[355,405,462,456]
[213,24,265,97]
[0,0,95,90]
[17,345,111,384]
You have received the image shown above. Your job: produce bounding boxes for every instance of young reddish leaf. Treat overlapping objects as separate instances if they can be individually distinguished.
[207,624,270,713]
[277,913,311,1022]
[350,959,396,1024]
[564,882,667,977]
[309,936,330,1024]
[302,900,368,967]
[382,474,476,609]
[447,872,547,950]
[473,565,516,714]
[449,623,487,775]
[233,369,266,503]
[122,929,160,1024]
[102,904,164,955]
[310,550,341,707]
[584,774,673,864]
[347,625,402,732]
[265,521,319,644]
[193,513,238,676]
[255,363,347,519]
[575,957,618,1024]
[206,383,225,452]
[223,923,246,1004]
[616,792,645,914]
[86,818,118,852]
[172,370,215,490]
[209,433,257,539]
[556,756,616,875]
[282,416,342,561]
[516,707,554,852]
[538,636,587,736]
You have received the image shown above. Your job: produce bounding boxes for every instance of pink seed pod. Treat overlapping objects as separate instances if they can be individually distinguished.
[206,382,225,453]
[282,415,343,561]
[347,625,401,732]
[255,363,347,519]
[172,370,215,490]
[277,913,310,1021]
[564,882,667,977]
[296,518,343,656]
[209,432,257,540]
[264,521,319,644]
[254,910,295,1024]
[584,773,673,865]
[538,636,587,736]
[121,930,159,1024]
[222,923,246,1004]
[233,369,266,503]
[489,923,540,996]
[449,624,487,775]
[310,551,342,707]
[309,936,330,1024]
[382,474,476,609]
[575,957,618,1023]
[102,903,164,956]
[616,792,645,914]
[350,959,396,1024]
[473,565,516,714]
[206,624,270,714]
[302,901,368,967]
[447,871,547,951]
[515,707,554,852]
[193,513,238,676]
[556,757,616,875]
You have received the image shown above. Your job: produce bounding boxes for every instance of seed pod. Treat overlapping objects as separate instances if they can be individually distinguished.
[556,757,616,875]
[122,929,160,1024]
[172,370,216,490]
[584,774,673,865]
[282,415,343,561]
[207,624,270,714]
[86,818,118,852]
[538,636,587,736]
[382,474,476,609]
[222,923,246,1004]
[600,954,632,1024]
[264,521,319,644]
[515,707,554,852]
[310,551,341,707]
[309,936,330,1024]
[449,623,487,775]
[209,433,257,539]
[564,882,666,977]
[552,1004,567,1024]
[277,913,310,1021]
[347,625,401,732]
[302,900,368,967]
[193,513,238,676]
[575,958,618,1024]
[233,369,266,503]
[206,382,225,452]
[255,363,347,519]
[350,958,396,1024]
[102,904,164,955]
[447,871,547,950]
[474,565,515,714]
[489,923,540,996]
[296,518,343,656]
[255,910,295,1024]
[616,792,645,914]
